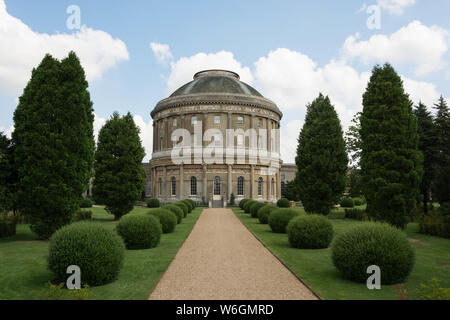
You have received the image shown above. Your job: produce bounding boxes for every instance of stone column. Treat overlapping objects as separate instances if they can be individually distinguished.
[267,118,271,153]
[267,171,271,201]
[179,164,184,200]
[202,112,208,148]
[163,118,168,150]
[276,169,281,200]
[250,164,255,199]
[228,164,232,201]
[153,121,156,153]
[202,164,207,203]
[163,166,167,201]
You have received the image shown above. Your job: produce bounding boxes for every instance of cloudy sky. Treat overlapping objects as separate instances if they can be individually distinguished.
[0,0,449,162]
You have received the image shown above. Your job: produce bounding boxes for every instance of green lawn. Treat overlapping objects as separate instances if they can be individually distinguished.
[0,206,202,300]
[233,207,450,300]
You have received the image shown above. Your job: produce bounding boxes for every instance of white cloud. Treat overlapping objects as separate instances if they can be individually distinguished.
[402,76,441,108]
[93,113,107,143]
[0,124,14,139]
[150,42,173,65]
[341,21,449,76]
[133,114,153,162]
[167,51,253,94]
[0,0,129,95]
[377,0,415,15]
[280,119,303,164]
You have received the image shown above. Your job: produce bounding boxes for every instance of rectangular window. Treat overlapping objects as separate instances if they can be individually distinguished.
[191,116,198,125]
[257,118,262,127]
[173,118,177,126]
[237,116,244,125]
[214,115,221,124]
[237,134,244,147]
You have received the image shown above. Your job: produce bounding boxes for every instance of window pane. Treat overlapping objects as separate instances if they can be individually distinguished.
[237,116,243,124]
[173,118,177,126]
[191,116,197,125]
[214,115,221,124]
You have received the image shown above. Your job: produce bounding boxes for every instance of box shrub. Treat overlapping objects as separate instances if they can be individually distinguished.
[239,199,250,210]
[174,202,188,217]
[268,208,300,233]
[243,200,257,213]
[148,208,177,234]
[72,209,93,222]
[340,197,354,208]
[277,198,290,208]
[250,202,266,218]
[116,214,162,250]
[332,222,415,284]
[181,199,193,213]
[48,221,125,286]
[185,199,196,209]
[229,193,235,206]
[0,214,18,238]
[79,198,93,208]
[163,204,183,224]
[257,205,278,224]
[287,215,334,249]
[147,198,160,208]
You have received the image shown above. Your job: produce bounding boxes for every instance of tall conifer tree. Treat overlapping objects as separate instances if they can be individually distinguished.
[360,64,422,228]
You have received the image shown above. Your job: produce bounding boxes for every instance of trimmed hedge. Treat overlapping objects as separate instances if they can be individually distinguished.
[48,221,125,286]
[353,197,365,206]
[277,198,290,208]
[268,208,299,233]
[344,208,368,221]
[72,209,92,222]
[250,202,266,218]
[181,199,193,213]
[287,215,334,249]
[149,208,177,234]
[147,198,160,208]
[332,222,415,284]
[174,202,188,217]
[239,199,250,210]
[257,205,278,224]
[419,212,450,238]
[116,214,162,250]
[79,198,93,208]
[243,200,257,213]
[185,199,196,209]
[340,197,354,208]
[163,204,183,224]
[0,214,18,238]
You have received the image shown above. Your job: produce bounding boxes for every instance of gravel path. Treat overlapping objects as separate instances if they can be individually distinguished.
[148,208,318,300]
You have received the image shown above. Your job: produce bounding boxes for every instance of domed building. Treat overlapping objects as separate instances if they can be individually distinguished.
[148,70,283,207]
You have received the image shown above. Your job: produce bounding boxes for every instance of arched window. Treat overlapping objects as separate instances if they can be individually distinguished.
[271,178,275,196]
[214,176,221,195]
[258,177,263,196]
[171,177,176,196]
[159,178,162,195]
[190,177,197,195]
[237,176,244,196]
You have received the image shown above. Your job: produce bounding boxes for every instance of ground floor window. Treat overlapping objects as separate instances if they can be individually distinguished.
[271,178,275,196]
[191,176,197,195]
[159,178,162,195]
[171,177,176,196]
[214,176,221,195]
[258,177,263,196]
[237,176,244,196]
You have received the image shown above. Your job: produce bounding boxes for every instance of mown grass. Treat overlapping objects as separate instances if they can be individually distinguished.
[0,206,202,300]
[233,206,450,300]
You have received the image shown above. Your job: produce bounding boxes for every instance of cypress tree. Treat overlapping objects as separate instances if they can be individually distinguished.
[93,112,146,220]
[295,94,348,215]
[13,52,95,238]
[414,102,436,214]
[433,96,450,214]
[360,64,422,229]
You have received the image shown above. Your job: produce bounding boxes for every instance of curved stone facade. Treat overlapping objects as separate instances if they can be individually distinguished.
[149,70,283,205]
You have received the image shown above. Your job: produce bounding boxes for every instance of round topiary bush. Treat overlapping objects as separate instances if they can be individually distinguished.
[244,200,257,213]
[332,222,415,284]
[174,202,188,217]
[287,215,334,249]
[250,202,266,218]
[268,208,299,233]
[147,198,160,208]
[181,199,193,213]
[239,199,250,210]
[163,204,183,223]
[277,198,290,208]
[340,197,354,208]
[48,221,125,286]
[257,205,278,224]
[148,208,177,234]
[186,199,196,209]
[116,214,162,250]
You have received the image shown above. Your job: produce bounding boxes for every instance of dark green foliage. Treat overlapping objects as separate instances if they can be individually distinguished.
[283,181,300,201]
[250,202,266,218]
[13,52,95,239]
[433,96,450,213]
[257,205,278,224]
[268,208,300,233]
[296,94,348,215]
[419,212,450,238]
[243,200,257,213]
[348,168,363,198]
[93,112,146,220]
[79,198,93,208]
[353,198,365,206]
[0,133,17,213]
[277,198,290,208]
[163,204,183,223]
[181,200,193,213]
[0,214,18,238]
[230,193,235,206]
[72,209,92,222]
[148,208,177,234]
[239,199,250,210]
[48,221,125,286]
[147,198,160,208]
[287,215,334,249]
[332,222,415,284]
[174,202,188,217]
[186,199,196,209]
[360,64,422,229]
[340,197,354,208]
[116,214,161,250]
[344,208,368,221]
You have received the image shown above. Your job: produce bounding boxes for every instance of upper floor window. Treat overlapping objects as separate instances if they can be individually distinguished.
[257,118,262,127]
[237,116,244,125]
[237,134,244,147]
[191,116,198,125]
[214,115,221,124]
[173,118,177,126]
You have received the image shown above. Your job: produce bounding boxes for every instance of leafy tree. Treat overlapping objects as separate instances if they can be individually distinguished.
[0,132,15,213]
[283,180,300,202]
[414,102,437,214]
[13,52,95,238]
[348,167,363,198]
[345,112,362,168]
[93,112,146,220]
[433,96,450,214]
[360,64,422,229]
[295,94,348,215]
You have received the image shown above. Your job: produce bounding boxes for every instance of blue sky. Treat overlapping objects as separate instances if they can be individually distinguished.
[1,0,449,162]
